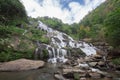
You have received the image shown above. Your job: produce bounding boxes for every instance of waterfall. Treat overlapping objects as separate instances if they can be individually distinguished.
[36,21,97,63]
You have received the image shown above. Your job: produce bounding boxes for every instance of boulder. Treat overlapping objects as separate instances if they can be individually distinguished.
[0,59,45,71]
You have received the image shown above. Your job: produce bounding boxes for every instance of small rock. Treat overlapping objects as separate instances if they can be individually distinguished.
[80,77,87,80]
[62,65,73,69]
[98,61,105,66]
[85,72,91,78]
[79,63,90,70]
[88,62,98,67]
[84,56,93,62]
[93,54,102,59]
[54,74,66,80]
[116,66,120,71]
[63,68,85,74]
[63,72,74,79]
[89,72,102,78]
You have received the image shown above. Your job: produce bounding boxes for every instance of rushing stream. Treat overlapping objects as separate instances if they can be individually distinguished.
[0,21,119,80]
[35,21,97,63]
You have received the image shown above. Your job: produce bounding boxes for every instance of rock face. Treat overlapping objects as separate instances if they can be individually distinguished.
[0,59,45,71]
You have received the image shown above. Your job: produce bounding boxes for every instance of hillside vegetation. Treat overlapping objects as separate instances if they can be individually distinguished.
[0,0,49,62]
[0,0,27,25]
[0,0,119,63]
[38,17,79,40]
[78,0,120,48]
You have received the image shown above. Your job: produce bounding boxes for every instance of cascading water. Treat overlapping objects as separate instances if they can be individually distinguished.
[36,21,97,63]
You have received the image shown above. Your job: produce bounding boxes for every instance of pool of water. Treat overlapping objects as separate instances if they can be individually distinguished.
[0,63,120,80]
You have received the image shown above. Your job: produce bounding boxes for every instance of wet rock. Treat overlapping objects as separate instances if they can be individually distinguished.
[70,48,86,58]
[63,72,74,79]
[53,37,61,43]
[79,73,86,77]
[64,60,71,65]
[88,62,98,67]
[103,77,113,80]
[108,62,115,68]
[85,72,91,78]
[93,54,103,59]
[63,68,85,74]
[89,72,103,78]
[77,58,84,63]
[62,65,73,69]
[80,77,87,80]
[105,74,113,78]
[0,59,45,71]
[84,56,93,62]
[54,74,66,80]
[116,66,120,71]
[98,61,105,66]
[79,63,90,70]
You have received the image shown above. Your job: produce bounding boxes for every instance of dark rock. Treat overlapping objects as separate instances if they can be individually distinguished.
[93,54,103,59]
[53,37,61,43]
[85,72,91,78]
[63,72,74,79]
[62,34,69,40]
[116,66,120,71]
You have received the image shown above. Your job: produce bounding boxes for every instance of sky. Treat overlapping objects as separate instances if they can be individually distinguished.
[20,0,106,24]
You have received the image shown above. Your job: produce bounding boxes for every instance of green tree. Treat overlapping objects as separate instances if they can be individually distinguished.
[104,9,120,48]
[0,0,27,25]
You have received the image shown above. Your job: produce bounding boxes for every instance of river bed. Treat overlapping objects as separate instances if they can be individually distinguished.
[0,63,120,80]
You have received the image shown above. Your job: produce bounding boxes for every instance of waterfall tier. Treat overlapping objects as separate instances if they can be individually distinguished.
[35,21,97,63]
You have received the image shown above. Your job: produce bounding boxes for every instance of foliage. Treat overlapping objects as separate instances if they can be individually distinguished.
[30,28,49,44]
[104,9,120,47]
[38,17,79,40]
[79,0,120,40]
[0,49,34,62]
[112,58,120,65]
[0,0,27,25]
[0,25,24,37]
[24,21,50,44]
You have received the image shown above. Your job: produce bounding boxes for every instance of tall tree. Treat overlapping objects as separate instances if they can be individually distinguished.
[104,9,120,48]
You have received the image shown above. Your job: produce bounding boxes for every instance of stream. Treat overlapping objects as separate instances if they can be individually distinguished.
[0,63,120,80]
[0,21,120,80]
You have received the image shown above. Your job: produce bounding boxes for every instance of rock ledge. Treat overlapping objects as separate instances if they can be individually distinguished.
[0,59,45,71]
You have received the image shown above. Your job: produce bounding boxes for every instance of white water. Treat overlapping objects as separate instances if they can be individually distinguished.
[37,21,97,63]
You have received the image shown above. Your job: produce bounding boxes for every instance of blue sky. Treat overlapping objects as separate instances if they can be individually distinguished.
[20,0,106,24]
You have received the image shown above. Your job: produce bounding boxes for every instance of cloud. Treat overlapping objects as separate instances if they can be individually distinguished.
[20,0,106,24]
